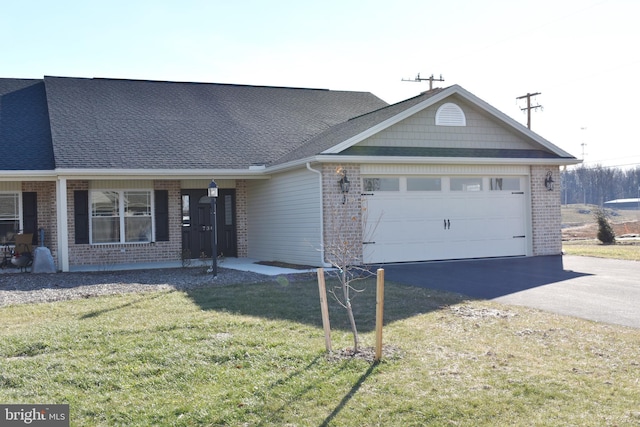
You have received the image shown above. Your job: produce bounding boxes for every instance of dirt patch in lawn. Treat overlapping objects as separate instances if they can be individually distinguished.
[562,220,640,241]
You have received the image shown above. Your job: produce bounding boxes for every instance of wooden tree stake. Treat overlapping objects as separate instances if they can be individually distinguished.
[375,268,385,362]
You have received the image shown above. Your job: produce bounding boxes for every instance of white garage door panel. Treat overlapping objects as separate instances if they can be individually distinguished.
[363,178,527,263]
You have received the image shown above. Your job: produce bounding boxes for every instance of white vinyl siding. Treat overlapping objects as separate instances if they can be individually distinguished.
[246,168,322,266]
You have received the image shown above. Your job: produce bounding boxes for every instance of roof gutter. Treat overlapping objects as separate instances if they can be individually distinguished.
[0,171,58,181]
[312,155,582,166]
[266,154,581,173]
[53,168,272,180]
[306,162,331,268]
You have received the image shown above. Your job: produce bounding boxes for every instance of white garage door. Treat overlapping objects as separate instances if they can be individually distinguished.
[362,176,528,264]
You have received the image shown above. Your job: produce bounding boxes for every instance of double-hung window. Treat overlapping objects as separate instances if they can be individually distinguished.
[0,193,20,244]
[90,190,153,244]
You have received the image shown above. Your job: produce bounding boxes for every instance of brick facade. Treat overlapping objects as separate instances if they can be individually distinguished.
[530,165,562,256]
[21,165,563,270]
[22,181,58,265]
[320,163,564,264]
[321,163,364,265]
[66,180,183,268]
[235,180,248,257]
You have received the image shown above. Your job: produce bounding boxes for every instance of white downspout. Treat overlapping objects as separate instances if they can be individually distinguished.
[306,162,331,268]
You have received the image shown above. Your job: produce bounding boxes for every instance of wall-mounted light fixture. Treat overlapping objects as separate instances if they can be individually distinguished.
[544,171,555,191]
[338,170,350,204]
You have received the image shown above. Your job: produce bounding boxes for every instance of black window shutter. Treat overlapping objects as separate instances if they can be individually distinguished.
[155,190,169,242]
[74,190,89,244]
[22,192,38,245]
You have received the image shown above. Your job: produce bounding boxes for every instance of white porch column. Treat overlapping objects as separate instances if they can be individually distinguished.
[56,177,69,272]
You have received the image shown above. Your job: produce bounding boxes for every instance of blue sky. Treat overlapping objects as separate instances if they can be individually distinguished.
[2,0,638,168]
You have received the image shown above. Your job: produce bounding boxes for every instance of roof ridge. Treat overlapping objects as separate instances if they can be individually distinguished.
[347,86,449,121]
[44,75,338,92]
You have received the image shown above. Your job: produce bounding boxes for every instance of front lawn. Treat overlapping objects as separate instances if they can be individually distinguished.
[1,278,639,426]
[563,239,640,261]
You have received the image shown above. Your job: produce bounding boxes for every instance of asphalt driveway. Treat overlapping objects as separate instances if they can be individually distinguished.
[382,255,640,329]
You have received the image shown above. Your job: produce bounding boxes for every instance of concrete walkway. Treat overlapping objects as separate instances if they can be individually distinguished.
[3,257,316,276]
[66,257,317,276]
[383,255,640,329]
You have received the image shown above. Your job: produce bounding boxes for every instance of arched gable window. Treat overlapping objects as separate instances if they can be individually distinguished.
[435,102,466,126]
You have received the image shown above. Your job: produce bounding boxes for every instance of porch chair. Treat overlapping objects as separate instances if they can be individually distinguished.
[11,233,33,272]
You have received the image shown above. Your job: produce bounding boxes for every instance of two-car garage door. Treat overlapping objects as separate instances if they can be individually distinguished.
[362,175,529,264]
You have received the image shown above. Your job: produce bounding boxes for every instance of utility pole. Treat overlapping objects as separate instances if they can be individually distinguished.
[516,92,542,129]
[402,73,445,90]
[581,127,587,205]
[580,127,588,160]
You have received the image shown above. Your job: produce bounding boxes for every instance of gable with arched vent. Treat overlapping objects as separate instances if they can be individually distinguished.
[435,102,466,126]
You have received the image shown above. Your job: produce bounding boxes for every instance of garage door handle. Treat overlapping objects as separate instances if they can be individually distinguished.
[444,219,450,230]
[363,241,376,245]
[513,235,526,238]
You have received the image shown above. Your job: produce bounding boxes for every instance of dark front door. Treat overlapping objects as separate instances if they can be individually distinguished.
[181,189,237,259]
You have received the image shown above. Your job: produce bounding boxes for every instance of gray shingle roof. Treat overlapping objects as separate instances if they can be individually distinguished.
[1,77,575,175]
[0,79,55,171]
[272,89,447,164]
[43,77,388,170]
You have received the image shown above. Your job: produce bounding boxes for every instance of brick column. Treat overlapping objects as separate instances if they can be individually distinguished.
[22,181,58,265]
[530,165,562,255]
[322,163,363,265]
[235,180,248,257]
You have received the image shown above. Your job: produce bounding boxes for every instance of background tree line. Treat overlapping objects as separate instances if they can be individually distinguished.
[561,165,640,206]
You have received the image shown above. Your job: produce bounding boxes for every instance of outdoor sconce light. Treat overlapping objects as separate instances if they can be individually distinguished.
[208,180,218,277]
[338,171,350,204]
[544,171,555,191]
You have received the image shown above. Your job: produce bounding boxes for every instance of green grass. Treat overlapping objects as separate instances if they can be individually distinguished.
[1,278,639,426]
[563,240,640,261]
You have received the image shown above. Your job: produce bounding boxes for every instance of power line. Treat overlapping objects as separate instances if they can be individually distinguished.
[568,161,640,170]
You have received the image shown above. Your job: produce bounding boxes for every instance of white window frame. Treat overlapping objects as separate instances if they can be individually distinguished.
[362,177,400,192]
[450,177,483,192]
[89,189,155,244]
[489,177,521,191]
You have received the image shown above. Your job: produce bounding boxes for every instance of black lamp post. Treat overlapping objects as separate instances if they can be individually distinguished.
[208,179,218,277]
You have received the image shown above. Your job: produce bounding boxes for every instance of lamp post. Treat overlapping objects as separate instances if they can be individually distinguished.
[208,180,218,277]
